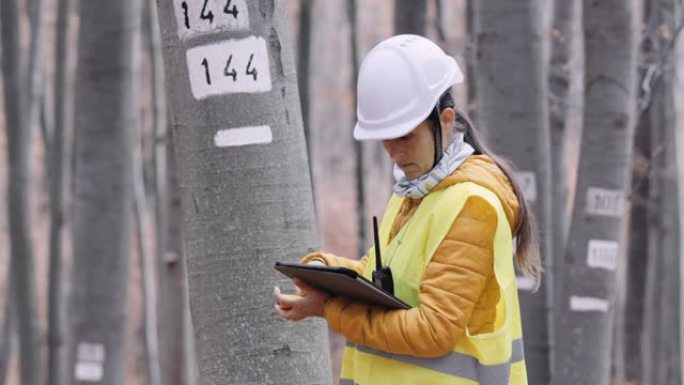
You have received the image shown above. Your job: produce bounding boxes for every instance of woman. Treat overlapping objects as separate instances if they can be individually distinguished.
[274,34,541,385]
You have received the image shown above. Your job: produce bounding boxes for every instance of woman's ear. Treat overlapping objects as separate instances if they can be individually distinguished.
[440,107,455,147]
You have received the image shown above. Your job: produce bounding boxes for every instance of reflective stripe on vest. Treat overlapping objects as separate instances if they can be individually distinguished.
[345,338,525,385]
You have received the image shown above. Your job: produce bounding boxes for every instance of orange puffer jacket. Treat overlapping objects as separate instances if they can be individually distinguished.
[301,155,520,358]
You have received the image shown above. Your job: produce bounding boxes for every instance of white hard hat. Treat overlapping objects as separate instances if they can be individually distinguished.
[353,34,464,141]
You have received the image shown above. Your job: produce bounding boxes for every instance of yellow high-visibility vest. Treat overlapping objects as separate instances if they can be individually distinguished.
[339,182,528,385]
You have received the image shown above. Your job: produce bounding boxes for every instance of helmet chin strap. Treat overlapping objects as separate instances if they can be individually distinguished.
[432,104,443,168]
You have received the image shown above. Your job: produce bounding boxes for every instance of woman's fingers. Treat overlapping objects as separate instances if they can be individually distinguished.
[274,282,327,320]
[274,287,302,307]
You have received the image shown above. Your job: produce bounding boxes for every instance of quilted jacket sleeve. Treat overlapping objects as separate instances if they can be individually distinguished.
[323,196,498,357]
[300,252,369,275]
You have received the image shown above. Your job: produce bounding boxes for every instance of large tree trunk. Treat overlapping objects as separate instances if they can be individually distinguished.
[474,2,553,384]
[155,2,332,384]
[67,0,140,383]
[554,1,639,384]
[1,0,44,384]
[47,0,76,384]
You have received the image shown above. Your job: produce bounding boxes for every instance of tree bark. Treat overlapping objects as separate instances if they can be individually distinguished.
[347,0,367,258]
[1,0,43,383]
[0,275,14,385]
[474,1,553,383]
[133,121,162,385]
[167,128,198,385]
[554,1,639,384]
[548,0,581,275]
[642,3,683,383]
[624,112,650,384]
[155,2,332,384]
[145,0,192,384]
[47,0,76,384]
[67,0,141,383]
[394,0,427,36]
[465,0,477,119]
[676,27,684,385]
[434,0,446,43]
[297,0,313,176]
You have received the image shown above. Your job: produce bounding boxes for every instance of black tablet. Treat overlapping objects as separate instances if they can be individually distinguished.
[274,262,411,310]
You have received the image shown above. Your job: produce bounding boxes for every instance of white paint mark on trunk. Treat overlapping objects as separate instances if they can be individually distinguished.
[586,187,624,217]
[587,239,619,271]
[75,362,104,382]
[174,0,249,40]
[75,342,106,381]
[214,125,272,147]
[187,36,272,99]
[516,275,535,291]
[516,171,537,203]
[570,296,609,312]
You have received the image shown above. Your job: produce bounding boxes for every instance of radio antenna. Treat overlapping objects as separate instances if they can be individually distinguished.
[373,216,382,270]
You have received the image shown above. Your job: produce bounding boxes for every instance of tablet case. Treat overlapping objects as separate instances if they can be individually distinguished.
[274,262,411,310]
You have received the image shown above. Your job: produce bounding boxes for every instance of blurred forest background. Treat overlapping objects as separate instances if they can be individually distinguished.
[0,0,683,385]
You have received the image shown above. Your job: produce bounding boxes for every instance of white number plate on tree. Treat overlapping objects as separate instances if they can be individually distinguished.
[586,239,619,271]
[174,0,249,40]
[186,36,272,99]
[586,187,624,217]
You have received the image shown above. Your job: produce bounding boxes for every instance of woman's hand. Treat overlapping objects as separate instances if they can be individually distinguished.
[274,278,330,321]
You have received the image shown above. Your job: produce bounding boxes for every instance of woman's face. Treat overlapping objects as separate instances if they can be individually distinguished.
[382,108,454,180]
[382,121,436,180]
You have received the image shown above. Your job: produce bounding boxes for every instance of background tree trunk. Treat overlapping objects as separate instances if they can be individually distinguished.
[641,2,683,383]
[0,276,14,385]
[394,0,427,36]
[676,27,684,385]
[133,120,162,385]
[145,0,192,384]
[67,0,141,383]
[624,110,650,384]
[548,0,582,274]
[155,2,332,384]
[347,0,367,259]
[465,0,477,119]
[554,1,639,384]
[166,131,197,385]
[47,0,76,384]
[1,0,43,383]
[297,0,313,175]
[473,2,553,383]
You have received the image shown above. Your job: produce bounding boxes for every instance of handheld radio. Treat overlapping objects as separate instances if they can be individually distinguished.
[371,216,394,295]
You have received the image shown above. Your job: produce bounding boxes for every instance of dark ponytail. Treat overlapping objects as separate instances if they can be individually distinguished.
[435,92,543,289]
